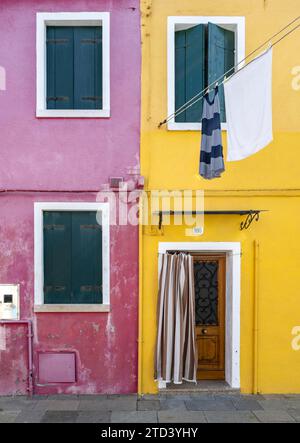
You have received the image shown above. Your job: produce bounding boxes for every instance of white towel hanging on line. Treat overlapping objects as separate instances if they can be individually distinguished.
[224,48,273,162]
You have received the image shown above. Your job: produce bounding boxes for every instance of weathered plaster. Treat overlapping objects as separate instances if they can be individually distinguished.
[0,0,140,395]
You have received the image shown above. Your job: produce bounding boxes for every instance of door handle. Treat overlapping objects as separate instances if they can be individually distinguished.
[201,328,208,335]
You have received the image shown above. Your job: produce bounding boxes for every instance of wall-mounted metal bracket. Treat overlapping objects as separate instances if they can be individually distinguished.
[240,211,261,230]
[154,210,267,231]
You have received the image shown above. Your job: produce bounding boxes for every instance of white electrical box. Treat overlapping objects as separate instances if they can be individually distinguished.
[0,284,20,320]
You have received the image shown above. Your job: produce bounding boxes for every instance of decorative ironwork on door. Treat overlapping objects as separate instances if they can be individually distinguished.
[194,261,219,325]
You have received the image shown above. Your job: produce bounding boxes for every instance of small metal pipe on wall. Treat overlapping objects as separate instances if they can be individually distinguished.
[0,320,33,397]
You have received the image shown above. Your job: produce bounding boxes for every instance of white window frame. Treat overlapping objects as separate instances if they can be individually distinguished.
[167,16,245,131]
[36,12,110,118]
[34,202,110,313]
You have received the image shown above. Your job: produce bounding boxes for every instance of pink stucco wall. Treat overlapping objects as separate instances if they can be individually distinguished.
[0,0,140,395]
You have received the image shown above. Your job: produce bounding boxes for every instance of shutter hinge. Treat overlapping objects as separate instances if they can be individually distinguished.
[80,285,102,292]
[47,97,69,102]
[81,38,101,44]
[44,224,65,230]
[44,285,66,292]
[81,96,102,102]
[80,224,101,229]
[46,39,69,44]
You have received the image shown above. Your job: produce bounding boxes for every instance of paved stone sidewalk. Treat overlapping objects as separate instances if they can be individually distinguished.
[1,393,300,423]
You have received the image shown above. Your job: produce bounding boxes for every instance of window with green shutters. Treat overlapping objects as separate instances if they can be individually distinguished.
[46,26,103,110]
[43,211,103,304]
[174,22,235,123]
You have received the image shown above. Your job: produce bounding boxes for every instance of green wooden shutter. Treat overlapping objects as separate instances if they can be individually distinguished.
[175,30,186,122]
[46,27,74,109]
[175,25,205,122]
[43,212,72,304]
[74,27,103,110]
[71,212,103,304]
[208,23,235,122]
[46,26,102,110]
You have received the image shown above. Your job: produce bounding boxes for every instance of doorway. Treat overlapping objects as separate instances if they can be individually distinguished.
[158,242,241,389]
[192,254,226,381]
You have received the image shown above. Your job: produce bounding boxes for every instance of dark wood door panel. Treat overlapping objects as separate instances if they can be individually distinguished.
[193,254,226,380]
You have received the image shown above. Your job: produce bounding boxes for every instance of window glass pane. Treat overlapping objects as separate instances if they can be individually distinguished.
[194,260,219,325]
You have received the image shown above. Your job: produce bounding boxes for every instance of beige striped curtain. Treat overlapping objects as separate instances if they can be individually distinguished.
[155,253,197,384]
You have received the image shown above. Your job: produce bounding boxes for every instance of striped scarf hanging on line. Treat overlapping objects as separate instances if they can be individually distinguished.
[199,86,225,180]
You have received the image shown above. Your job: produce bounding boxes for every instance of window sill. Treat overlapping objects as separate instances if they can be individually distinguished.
[167,122,228,131]
[34,304,110,313]
[36,109,110,118]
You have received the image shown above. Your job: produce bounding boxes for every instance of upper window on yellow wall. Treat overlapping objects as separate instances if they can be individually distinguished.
[167,17,245,131]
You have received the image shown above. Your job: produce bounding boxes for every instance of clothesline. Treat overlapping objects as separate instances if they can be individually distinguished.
[158,16,300,128]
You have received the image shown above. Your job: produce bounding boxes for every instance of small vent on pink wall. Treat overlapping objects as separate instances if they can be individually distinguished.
[109,177,124,189]
[38,352,76,384]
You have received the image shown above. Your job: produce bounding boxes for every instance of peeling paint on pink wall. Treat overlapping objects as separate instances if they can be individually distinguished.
[0,0,140,395]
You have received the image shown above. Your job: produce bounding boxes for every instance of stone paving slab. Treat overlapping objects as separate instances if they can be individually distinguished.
[76,411,111,423]
[185,398,236,411]
[34,399,80,411]
[0,411,21,423]
[137,400,161,411]
[107,394,138,400]
[79,398,137,412]
[14,409,46,423]
[159,398,188,410]
[287,408,300,422]
[0,398,37,411]
[45,394,79,400]
[231,397,264,411]
[158,410,206,423]
[41,410,79,423]
[111,411,158,423]
[205,411,259,423]
[1,394,300,423]
[78,395,108,401]
[258,399,289,410]
[253,410,296,423]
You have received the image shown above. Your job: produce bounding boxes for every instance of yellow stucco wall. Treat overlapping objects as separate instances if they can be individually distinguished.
[139,0,300,394]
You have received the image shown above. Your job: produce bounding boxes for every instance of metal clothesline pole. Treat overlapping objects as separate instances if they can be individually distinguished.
[158,16,300,127]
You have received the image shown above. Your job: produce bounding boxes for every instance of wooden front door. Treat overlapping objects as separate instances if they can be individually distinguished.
[193,254,226,380]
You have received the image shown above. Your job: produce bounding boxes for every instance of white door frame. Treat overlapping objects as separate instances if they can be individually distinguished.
[158,242,241,389]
